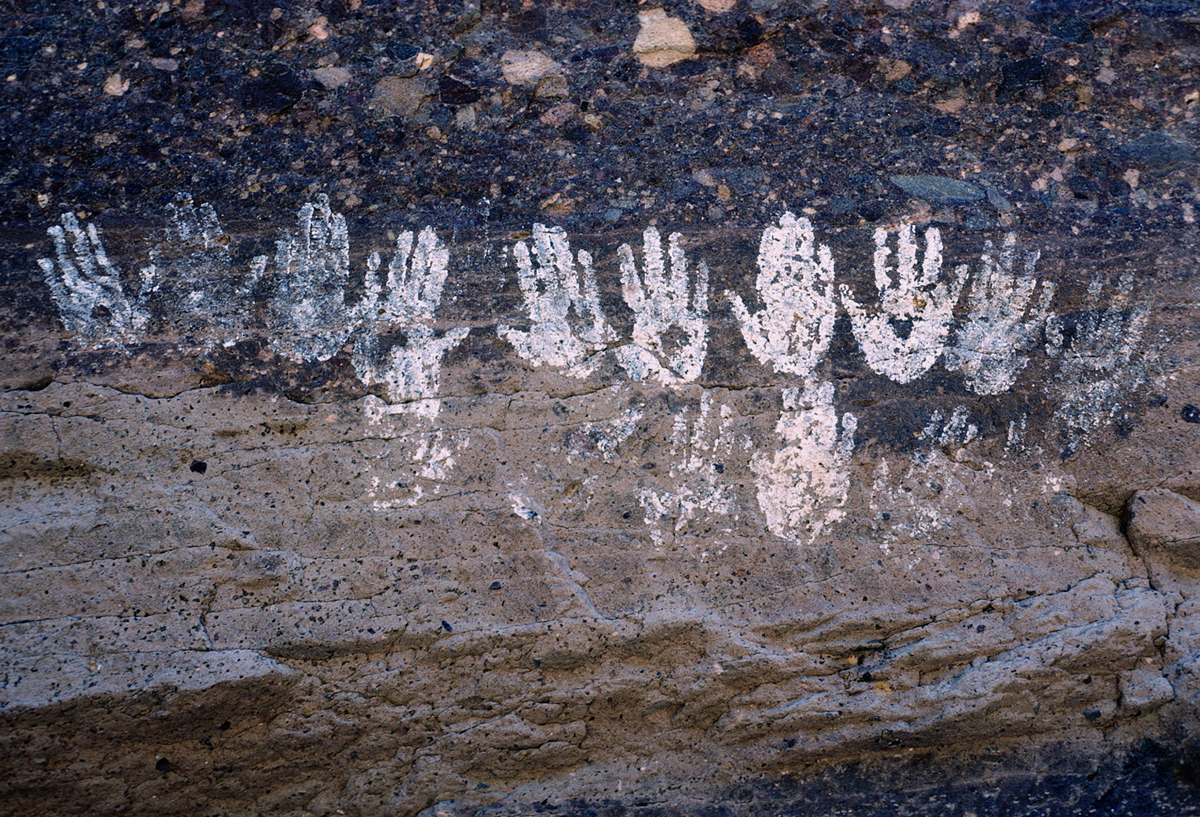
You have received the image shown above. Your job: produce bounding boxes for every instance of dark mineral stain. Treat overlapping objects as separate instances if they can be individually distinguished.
[190,460,208,474]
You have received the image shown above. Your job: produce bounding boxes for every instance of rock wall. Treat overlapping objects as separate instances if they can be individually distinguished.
[1,2,1199,815]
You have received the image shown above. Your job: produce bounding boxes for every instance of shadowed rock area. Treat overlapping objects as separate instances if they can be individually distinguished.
[1,1,1200,815]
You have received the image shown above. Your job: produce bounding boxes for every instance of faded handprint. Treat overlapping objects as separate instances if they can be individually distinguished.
[250,194,353,362]
[639,391,746,536]
[498,224,615,376]
[726,212,836,377]
[841,224,968,384]
[353,227,470,405]
[615,227,709,383]
[38,212,148,344]
[752,378,858,542]
[141,193,243,337]
[1047,274,1149,457]
[943,233,1055,395]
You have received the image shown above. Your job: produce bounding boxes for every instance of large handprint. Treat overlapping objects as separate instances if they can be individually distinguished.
[141,193,243,337]
[943,233,1055,395]
[726,212,836,377]
[615,227,709,383]
[1047,274,1149,457]
[752,378,858,542]
[38,212,148,344]
[498,224,615,376]
[353,227,470,404]
[841,224,968,384]
[250,194,353,362]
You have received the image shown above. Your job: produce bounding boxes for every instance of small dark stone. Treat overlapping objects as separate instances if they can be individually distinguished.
[488,581,502,590]
[1120,132,1197,172]
[928,116,961,137]
[1182,404,1200,424]
[1050,16,1093,43]
[190,460,207,474]
[441,620,453,631]
[242,63,304,113]
[155,758,172,772]
[387,43,420,60]
[889,175,984,205]
[999,57,1048,96]
[1083,708,1103,722]
[438,75,482,106]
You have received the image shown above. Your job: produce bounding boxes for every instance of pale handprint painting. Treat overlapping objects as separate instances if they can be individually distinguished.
[726,211,836,378]
[841,224,968,384]
[752,378,858,542]
[39,212,149,345]
[615,227,709,384]
[250,194,355,362]
[498,224,616,377]
[943,233,1055,396]
[1047,274,1149,457]
[353,227,470,409]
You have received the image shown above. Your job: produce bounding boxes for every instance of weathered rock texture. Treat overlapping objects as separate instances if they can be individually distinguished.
[2,2,1200,816]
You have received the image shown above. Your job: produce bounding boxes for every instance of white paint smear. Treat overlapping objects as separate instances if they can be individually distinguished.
[616,226,709,383]
[353,226,469,404]
[1047,273,1149,457]
[943,233,1055,395]
[841,224,968,384]
[753,377,857,541]
[39,212,148,344]
[498,224,615,377]
[727,212,837,378]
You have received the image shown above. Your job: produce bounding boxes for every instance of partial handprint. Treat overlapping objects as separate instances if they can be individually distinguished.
[752,377,858,542]
[726,212,836,378]
[943,233,1055,395]
[141,193,243,337]
[841,224,968,384]
[1047,274,1149,457]
[353,227,470,404]
[615,226,709,383]
[498,224,615,376]
[251,194,353,362]
[38,212,148,344]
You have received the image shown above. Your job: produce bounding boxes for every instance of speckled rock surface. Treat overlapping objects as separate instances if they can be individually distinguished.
[2,2,1200,816]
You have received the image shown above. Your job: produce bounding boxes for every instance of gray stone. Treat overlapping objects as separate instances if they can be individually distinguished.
[889,175,986,205]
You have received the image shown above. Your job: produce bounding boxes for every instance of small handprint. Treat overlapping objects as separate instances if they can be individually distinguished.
[943,233,1055,395]
[615,227,709,383]
[498,224,615,376]
[726,212,837,378]
[841,224,968,384]
[353,227,470,404]
[1047,274,1149,457]
[251,194,353,362]
[141,193,242,336]
[38,212,148,344]
[752,377,858,542]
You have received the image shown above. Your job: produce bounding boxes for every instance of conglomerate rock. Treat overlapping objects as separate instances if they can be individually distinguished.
[1,2,1199,815]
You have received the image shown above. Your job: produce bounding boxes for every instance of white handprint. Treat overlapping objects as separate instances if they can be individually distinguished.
[38,212,148,344]
[140,193,243,337]
[752,378,858,542]
[841,224,968,384]
[353,227,470,405]
[251,194,353,362]
[726,212,836,378]
[615,227,709,383]
[1048,274,1149,457]
[943,233,1055,395]
[498,224,615,376]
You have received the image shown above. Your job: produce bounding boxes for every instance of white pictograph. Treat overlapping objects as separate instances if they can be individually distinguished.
[841,224,968,384]
[727,212,837,377]
[39,212,148,344]
[353,227,470,407]
[943,233,1056,395]
[250,194,354,362]
[498,224,615,377]
[1047,274,1149,457]
[752,378,858,542]
[615,227,709,383]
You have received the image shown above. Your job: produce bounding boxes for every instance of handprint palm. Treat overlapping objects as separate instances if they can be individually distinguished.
[498,224,615,375]
[727,212,837,378]
[841,224,968,384]
[616,227,709,383]
[943,233,1055,395]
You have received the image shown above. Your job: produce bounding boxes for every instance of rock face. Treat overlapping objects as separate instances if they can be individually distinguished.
[1,2,1199,816]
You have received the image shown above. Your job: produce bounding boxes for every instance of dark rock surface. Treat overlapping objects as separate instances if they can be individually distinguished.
[1,2,1200,816]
